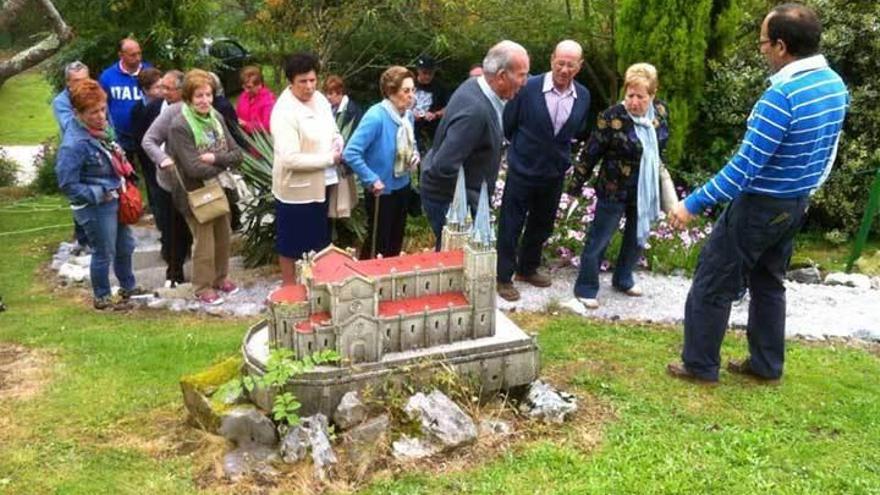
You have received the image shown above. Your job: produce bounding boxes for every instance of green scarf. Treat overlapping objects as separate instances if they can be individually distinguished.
[181,104,225,150]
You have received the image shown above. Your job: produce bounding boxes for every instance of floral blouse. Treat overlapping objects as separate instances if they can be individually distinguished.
[569,100,670,203]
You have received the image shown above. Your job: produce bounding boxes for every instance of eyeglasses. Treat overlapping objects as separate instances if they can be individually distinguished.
[758,38,773,47]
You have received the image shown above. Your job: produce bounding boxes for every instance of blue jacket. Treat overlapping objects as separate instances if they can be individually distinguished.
[343,103,413,194]
[503,74,590,180]
[56,120,123,208]
[98,61,153,150]
[52,89,74,136]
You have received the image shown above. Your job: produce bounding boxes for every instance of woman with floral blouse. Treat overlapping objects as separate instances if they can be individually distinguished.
[567,63,670,309]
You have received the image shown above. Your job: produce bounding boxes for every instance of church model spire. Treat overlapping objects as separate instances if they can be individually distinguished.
[469,180,495,249]
[441,167,472,252]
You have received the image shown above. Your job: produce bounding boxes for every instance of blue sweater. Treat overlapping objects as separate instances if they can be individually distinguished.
[503,73,590,179]
[52,89,74,136]
[98,61,153,150]
[343,103,413,194]
[685,55,849,214]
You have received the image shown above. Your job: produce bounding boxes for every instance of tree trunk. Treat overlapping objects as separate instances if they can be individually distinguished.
[0,0,73,89]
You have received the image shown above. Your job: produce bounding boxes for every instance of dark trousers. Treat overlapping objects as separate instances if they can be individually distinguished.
[422,195,450,251]
[158,192,193,283]
[682,193,809,380]
[361,187,410,259]
[574,197,641,298]
[496,171,564,282]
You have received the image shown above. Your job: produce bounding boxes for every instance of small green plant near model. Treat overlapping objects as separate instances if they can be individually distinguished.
[0,148,19,187]
[219,347,340,426]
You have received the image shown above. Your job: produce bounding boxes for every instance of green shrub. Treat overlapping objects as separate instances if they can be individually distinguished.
[0,149,19,187]
[28,137,60,195]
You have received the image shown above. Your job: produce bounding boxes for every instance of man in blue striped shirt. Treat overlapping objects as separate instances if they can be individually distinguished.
[667,3,849,384]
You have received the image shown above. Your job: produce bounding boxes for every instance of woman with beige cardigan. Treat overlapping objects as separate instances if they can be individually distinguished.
[166,69,243,305]
[270,53,346,286]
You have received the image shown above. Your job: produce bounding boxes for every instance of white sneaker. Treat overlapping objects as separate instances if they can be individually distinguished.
[577,297,599,309]
[623,285,643,297]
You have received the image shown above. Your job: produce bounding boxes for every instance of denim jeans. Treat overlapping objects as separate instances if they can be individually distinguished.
[682,193,808,381]
[73,199,136,299]
[573,198,641,299]
[421,195,450,251]
[496,171,564,282]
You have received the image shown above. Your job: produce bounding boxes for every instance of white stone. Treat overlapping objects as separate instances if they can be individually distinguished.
[479,419,512,437]
[404,390,477,449]
[58,263,88,283]
[824,272,872,290]
[525,380,577,424]
[333,391,367,430]
[391,435,440,460]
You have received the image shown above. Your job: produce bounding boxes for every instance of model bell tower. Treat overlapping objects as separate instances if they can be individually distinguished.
[464,180,496,339]
[441,167,472,252]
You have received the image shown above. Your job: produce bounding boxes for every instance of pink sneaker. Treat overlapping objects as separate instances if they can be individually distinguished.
[215,280,240,295]
[197,291,225,306]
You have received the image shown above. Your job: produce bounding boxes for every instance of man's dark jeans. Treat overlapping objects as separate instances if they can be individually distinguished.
[682,193,809,381]
[574,198,641,299]
[421,195,450,251]
[496,171,564,283]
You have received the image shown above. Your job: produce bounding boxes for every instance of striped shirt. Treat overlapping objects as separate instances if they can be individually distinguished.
[684,55,849,214]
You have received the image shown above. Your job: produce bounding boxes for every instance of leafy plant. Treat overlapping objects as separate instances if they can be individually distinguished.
[229,347,340,426]
[28,137,60,194]
[0,149,19,187]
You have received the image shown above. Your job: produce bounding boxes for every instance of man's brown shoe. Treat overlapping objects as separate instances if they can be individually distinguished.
[666,362,718,384]
[727,358,780,384]
[497,282,521,301]
[515,270,552,287]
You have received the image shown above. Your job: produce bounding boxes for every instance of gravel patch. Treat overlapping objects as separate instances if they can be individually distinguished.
[498,267,880,341]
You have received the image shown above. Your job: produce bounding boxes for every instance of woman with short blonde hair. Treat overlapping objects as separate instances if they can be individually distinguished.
[568,62,670,310]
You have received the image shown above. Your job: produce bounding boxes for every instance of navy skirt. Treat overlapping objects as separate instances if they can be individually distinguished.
[275,200,330,260]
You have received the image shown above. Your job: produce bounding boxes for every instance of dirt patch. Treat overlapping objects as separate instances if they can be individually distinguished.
[0,343,54,401]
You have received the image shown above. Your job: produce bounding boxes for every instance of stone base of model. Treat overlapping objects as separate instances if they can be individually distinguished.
[242,310,540,417]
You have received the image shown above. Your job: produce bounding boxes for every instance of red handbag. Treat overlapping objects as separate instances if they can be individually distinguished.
[118,177,143,225]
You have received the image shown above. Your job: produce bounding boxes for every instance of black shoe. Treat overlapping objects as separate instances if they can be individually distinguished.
[94,296,132,311]
[727,358,780,384]
[666,362,718,385]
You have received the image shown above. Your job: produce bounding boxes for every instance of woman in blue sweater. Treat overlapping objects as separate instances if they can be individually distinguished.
[343,66,417,259]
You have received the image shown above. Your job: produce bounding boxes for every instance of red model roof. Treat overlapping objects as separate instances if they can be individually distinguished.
[311,249,465,285]
[294,311,332,333]
[378,292,469,317]
[269,284,308,303]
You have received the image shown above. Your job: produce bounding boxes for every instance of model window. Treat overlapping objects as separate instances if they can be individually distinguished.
[480,314,486,323]
[425,281,430,291]
[410,324,415,333]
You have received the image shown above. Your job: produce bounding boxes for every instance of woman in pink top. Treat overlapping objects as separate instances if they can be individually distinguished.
[235,65,276,134]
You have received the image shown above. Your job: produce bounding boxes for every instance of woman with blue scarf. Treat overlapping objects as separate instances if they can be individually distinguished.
[568,63,670,309]
[343,66,418,259]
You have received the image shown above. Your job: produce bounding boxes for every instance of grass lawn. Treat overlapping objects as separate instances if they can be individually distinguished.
[0,71,57,146]
[1,194,879,494]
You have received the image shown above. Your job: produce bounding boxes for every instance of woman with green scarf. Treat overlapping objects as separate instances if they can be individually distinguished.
[166,69,243,306]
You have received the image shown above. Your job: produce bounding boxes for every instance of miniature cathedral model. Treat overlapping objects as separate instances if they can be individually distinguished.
[267,169,497,365]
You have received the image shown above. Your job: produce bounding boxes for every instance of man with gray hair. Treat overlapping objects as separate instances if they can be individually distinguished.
[52,61,90,135]
[496,40,590,301]
[420,40,530,249]
[52,60,92,253]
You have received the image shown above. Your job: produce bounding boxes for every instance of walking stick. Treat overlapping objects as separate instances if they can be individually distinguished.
[370,193,381,259]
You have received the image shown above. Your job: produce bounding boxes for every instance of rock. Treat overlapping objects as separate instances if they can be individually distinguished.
[391,435,440,460]
[217,379,247,406]
[303,413,337,479]
[823,272,872,290]
[50,258,64,271]
[404,390,477,449]
[872,277,880,291]
[179,356,243,433]
[223,445,278,480]
[71,254,92,267]
[279,424,310,463]
[343,414,389,445]
[219,407,278,448]
[786,266,821,284]
[333,391,367,430]
[58,263,88,283]
[479,419,512,437]
[524,380,577,424]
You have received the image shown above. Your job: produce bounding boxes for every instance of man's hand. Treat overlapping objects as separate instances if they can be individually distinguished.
[669,201,695,229]
[371,179,385,196]
[199,153,216,165]
[159,158,174,169]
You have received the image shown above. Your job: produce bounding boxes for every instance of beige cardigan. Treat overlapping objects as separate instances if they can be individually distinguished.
[270,88,339,204]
